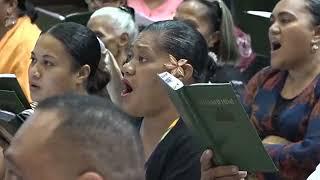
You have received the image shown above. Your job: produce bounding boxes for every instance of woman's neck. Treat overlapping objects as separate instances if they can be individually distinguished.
[140,102,179,161]
[288,56,320,82]
[0,27,8,41]
[0,12,19,41]
[282,56,320,99]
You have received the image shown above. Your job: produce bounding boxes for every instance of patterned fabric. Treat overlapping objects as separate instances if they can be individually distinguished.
[234,27,256,72]
[242,67,320,179]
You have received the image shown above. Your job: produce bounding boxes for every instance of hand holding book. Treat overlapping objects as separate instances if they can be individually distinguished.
[158,72,278,173]
[201,149,247,180]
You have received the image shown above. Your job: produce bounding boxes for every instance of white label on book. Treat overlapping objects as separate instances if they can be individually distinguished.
[158,72,184,90]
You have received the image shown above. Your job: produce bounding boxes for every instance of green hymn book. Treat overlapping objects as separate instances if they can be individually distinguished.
[158,72,278,173]
[0,74,31,114]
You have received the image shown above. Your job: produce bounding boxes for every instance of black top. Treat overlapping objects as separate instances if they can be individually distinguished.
[271,96,294,132]
[145,119,202,180]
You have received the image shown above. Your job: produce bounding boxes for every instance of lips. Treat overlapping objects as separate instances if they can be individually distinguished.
[29,82,40,90]
[121,79,133,97]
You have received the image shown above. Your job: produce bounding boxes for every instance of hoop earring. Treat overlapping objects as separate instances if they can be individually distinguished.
[4,16,17,28]
[312,44,319,52]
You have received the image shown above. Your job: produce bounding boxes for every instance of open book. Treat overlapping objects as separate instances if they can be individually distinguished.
[0,74,31,114]
[0,74,31,145]
[158,72,278,173]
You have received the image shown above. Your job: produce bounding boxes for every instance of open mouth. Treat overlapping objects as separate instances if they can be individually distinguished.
[121,79,133,97]
[271,41,282,51]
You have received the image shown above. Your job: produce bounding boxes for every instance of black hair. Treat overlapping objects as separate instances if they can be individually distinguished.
[45,22,110,94]
[306,0,320,25]
[143,20,215,83]
[37,94,144,180]
[17,0,38,23]
[184,0,239,63]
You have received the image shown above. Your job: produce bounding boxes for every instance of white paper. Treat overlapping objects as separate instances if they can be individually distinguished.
[0,74,16,78]
[307,164,320,180]
[158,72,184,90]
[245,11,271,18]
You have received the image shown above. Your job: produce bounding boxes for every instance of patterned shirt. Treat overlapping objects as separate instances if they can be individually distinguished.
[242,67,320,179]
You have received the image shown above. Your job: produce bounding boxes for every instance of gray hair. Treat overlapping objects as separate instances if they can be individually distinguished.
[90,7,138,44]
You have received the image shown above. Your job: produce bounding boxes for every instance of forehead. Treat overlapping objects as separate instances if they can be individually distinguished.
[273,0,310,16]
[133,31,158,51]
[88,16,118,33]
[6,110,62,163]
[33,34,71,58]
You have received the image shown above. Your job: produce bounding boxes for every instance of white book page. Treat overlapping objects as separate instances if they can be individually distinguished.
[0,74,16,78]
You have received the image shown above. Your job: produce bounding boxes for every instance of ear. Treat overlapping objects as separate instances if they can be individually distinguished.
[207,31,220,49]
[118,33,129,48]
[77,172,104,180]
[180,63,194,84]
[76,65,91,85]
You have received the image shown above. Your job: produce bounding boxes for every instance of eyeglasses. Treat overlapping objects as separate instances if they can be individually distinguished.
[118,6,135,22]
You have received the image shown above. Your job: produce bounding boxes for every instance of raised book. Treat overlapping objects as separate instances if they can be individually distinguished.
[0,74,31,114]
[158,72,278,173]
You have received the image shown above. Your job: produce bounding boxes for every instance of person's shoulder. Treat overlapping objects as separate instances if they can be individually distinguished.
[168,119,200,149]
[15,16,41,44]
[251,66,281,83]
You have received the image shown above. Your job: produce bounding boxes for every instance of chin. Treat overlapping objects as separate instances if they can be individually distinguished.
[119,102,142,117]
[270,58,286,70]
[30,94,41,103]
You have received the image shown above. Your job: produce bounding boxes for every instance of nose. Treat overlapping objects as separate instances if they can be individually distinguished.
[29,63,41,80]
[122,61,135,77]
[269,21,281,36]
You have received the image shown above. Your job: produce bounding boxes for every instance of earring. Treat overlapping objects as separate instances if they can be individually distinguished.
[313,44,319,51]
[311,39,319,53]
[4,16,17,28]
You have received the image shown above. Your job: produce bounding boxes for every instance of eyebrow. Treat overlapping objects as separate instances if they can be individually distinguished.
[31,52,57,60]
[136,43,156,53]
[273,11,296,18]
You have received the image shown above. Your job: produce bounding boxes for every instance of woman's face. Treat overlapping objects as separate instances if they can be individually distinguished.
[29,34,80,102]
[174,0,216,48]
[119,31,175,117]
[88,15,128,66]
[269,0,317,70]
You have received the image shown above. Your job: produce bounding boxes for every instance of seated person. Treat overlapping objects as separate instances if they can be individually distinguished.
[201,0,320,179]
[128,0,183,21]
[119,20,216,180]
[174,0,243,83]
[85,0,127,11]
[0,0,41,101]
[88,6,138,104]
[3,94,144,180]
[0,22,109,178]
